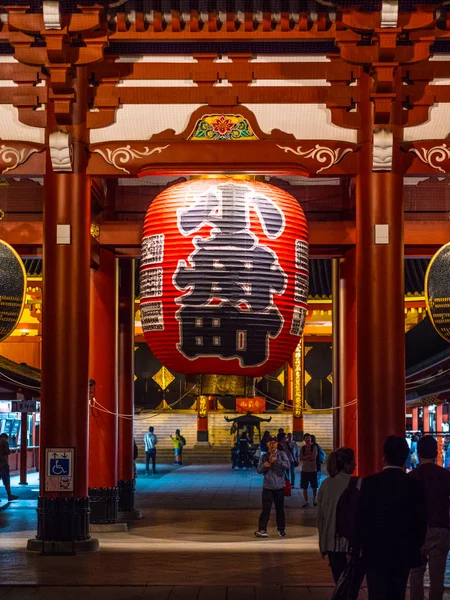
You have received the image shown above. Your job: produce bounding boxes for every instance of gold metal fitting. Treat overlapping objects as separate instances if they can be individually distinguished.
[90,223,100,239]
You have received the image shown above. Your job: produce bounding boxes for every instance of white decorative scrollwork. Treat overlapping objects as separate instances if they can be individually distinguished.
[0,145,40,174]
[50,131,72,172]
[93,145,170,174]
[373,130,393,171]
[409,144,450,174]
[43,1,61,29]
[277,144,353,174]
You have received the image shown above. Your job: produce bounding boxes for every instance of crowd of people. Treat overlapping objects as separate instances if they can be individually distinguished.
[256,432,450,600]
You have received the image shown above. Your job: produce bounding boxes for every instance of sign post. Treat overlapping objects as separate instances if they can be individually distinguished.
[45,448,74,492]
[12,399,37,413]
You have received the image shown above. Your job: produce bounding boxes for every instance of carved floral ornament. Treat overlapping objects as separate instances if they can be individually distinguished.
[93,145,170,174]
[409,144,450,174]
[0,146,40,175]
[277,144,354,174]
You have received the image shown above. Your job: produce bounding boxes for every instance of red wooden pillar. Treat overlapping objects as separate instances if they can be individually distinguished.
[423,406,430,434]
[88,249,119,524]
[292,339,305,441]
[118,259,141,519]
[356,134,405,475]
[19,411,28,485]
[196,395,212,445]
[332,259,341,450]
[27,67,98,553]
[339,250,358,457]
[437,404,443,435]
[436,404,444,466]
[412,407,419,432]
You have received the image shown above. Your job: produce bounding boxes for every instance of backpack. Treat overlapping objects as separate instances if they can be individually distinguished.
[317,444,326,465]
[335,476,361,554]
[180,435,186,448]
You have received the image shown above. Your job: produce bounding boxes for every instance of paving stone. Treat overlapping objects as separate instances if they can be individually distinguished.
[141,589,173,600]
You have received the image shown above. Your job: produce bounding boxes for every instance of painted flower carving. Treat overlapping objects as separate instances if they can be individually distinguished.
[211,115,234,136]
[189,114,259,140]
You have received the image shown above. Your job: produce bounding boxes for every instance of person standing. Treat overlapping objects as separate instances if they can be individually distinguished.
[409,435,450,600]
[410,433,420,469]
[357,435,427,600]
[444,435,450,470]
[238,431,250,469]
[171,429,185,465]
[176,429,186,465]
[254,435,290,538]
[299,433,318,507]
[0,433,18,502]
[285,432,299,488]
[144,426,158,475]
[317,447,363,598]
[260,430,271,454]
[311,434,326,486]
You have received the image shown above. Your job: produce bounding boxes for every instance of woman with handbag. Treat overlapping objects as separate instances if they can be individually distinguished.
[317,447,364,600]
[254,435,291,538]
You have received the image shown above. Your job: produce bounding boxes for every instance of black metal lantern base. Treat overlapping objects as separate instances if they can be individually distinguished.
[27,497,99,554]
[89,487,119,524]
[118,479,142,520]
[197,430,209,442]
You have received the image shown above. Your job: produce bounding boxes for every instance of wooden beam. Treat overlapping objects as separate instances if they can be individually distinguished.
[1,221,449,257]
[92,60,357,83]
[97,220,450,254]
[107,28,338,43]
[91,84,356,106]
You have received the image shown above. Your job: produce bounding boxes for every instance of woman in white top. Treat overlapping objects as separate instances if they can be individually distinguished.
[317,447,358,585]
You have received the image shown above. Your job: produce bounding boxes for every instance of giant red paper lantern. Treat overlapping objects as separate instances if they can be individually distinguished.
[140,178,308,377]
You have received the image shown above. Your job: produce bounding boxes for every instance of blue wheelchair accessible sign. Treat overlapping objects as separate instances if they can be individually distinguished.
[45,448,74,492]
[50,458,70,476]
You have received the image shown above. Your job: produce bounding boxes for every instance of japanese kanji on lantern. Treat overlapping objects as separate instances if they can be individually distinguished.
[140,178,308,377]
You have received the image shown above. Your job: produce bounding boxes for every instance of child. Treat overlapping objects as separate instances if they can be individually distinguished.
[255,435,290,538]
[170,430,183,465]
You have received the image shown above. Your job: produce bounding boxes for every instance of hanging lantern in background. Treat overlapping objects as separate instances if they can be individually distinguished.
[0,240,26,342]
[425,242,450,343]
[140,178,308,377]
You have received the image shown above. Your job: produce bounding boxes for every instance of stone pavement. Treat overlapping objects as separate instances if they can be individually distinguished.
[0,463,447,597]
[0,588,447,600]
[0,587,351,600]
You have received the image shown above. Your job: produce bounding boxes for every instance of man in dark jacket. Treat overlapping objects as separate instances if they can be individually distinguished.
[357,435,427,600]
[0,433,18,502]
[409,435,450,600]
